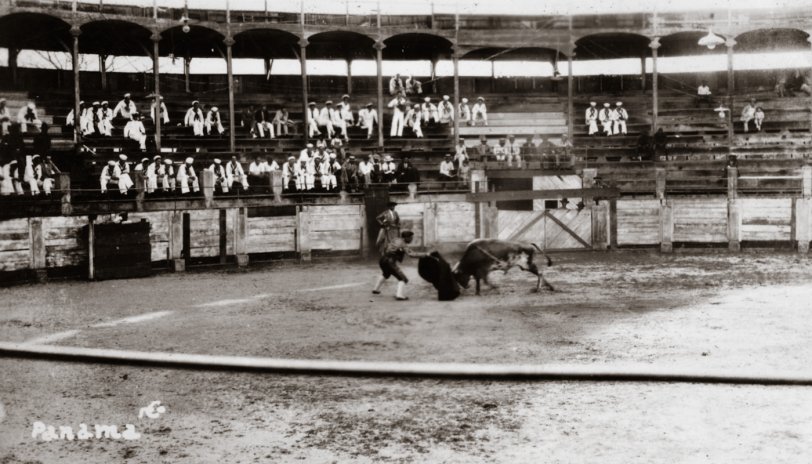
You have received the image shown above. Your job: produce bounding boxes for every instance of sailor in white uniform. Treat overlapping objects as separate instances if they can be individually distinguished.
[387,92,408,137]
[205,106,225,136]
[358,102,378,139]
[598,103,613,136]
[613,101,628,135]
[184,101,205,137]
[177,157,200,194]
[585,101,599,136]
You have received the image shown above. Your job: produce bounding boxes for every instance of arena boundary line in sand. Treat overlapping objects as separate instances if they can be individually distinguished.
[2,342,812,386]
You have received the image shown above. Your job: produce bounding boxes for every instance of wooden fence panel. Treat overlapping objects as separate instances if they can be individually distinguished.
[496,210,545,243]
[309,205,363,251]
[740,198,793,241]
[436,202,476,243]
[246,216,296,254]
[42,216,88,268]
[672,197,728,243]
[617,199,661,245]
[0,219,31,272]
[128,212,170,262]
[189,209,233,258]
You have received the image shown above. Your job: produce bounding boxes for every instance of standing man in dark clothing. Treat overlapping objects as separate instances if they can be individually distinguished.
[636,131,653,161]
[653,128,668,159]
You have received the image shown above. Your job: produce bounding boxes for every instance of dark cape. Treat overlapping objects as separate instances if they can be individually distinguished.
[418,251,461,301]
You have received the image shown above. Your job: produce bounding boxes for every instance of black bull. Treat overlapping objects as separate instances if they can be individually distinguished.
[417,239,554,299]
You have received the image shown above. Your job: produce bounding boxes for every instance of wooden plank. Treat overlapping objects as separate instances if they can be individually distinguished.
[468,187,619,203]
[484,169,577,179]
[0,250,31,271]
[546,210,591,249]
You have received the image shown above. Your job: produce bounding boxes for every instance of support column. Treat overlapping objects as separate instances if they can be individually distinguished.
[727,165,740,251]
[151,32,162,154]
[726,38,736,155]
[299,37,310,145]
[71,26,82,143]
[225,35,236,153]
[375,40,385,149]
[797,166,812,253]
[169,210,185,272]
[567,46,574,142]
[9,48,19,87]
[99,54,108,91]
[452,46,460,146]
[184,56,191,94]
[233,207,249,266]
[640,53,646,92]
[808,35,812,133]
[649,37,660,132]
[346,58,353,95]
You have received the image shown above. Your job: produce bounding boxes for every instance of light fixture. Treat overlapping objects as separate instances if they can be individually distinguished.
[698,29,725,50]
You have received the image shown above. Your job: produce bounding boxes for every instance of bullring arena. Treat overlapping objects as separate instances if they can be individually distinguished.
[2,0,812,462]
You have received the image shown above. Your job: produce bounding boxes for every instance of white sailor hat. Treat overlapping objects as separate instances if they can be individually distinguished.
[424,97,431,102]
[589,101,596,105]
[153,155,162,161]
[32,154,40,160]
[616,101,623,106]
[107,160,116,165]
[603,102,610,107]
[336,102,343,107]
[164,158,173,165]
[119,154,128,161]
[325,100,333,105]
[141,157,149,163]
[213,158,221,163]
[384,154,393,161]
[185,157,194,164]
[211,106,218,112]
[413,104,420,109]
[27,102,35,109]
[101,101,108,105]
[308,101,316,106]
[443,95,450,100]
[288,155,295,160]
[329,153,336,159]
[124,93,131,98]
[78,100,84,105]
[341,94,350,100]
[477,96,484,101]
[306,143,314,148]
[461,98,469,103]
[92,101,100,106]
[366,102,373,107]
[192,100,200,105]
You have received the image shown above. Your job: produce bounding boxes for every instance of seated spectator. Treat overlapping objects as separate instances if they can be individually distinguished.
[696,81,713,108]
[329,136,345,161]
[273,107,290,136]
[438,96,454,124]
[369,154,383,184]
[340,95,355,130]
[17,101,41,134]
[306,102,320,138]
[599,103,612,136]
[113,93,137,122]
[99,160,118,194]
[0,98,10,136]
[396,158,420,185]
[184,101,205,137]
[98,101,113,137]
[151,96,169,125]
[775,73,787,98]
[65,100,84,133]
[754,106,765,132]
[241,105,255,135]
[493,138,508,163]
[281,156,299,192]
[421,97,439,125]
[506,134,522,168]
[454,139,469,169]
[341,155,360,192]
[636,131,653,161]
[458,98,472,126]
[318,101,336,139]
[161,158,176,193]
[322,153,341,192]
[358,155,372,187]
[298,158,313,191]
[33,155,59,196]
[145,155,162,194]
[474,136,491,160]
[177,157,200,195]
[209,158,229,194]
[439,154,456,183]
[381,155,397,183]
[300,143,315,162]
[358,102,378,139]
[86,101,101,136]
[405,75,423,95]
[0,157,16,195]
[116,154,134,195]
[124,112,147,150]
[613,102,628,135]
[332,102,349,142]
[653,128,668,158]
[557,134,573,166]
[226,156,249,192]
[522,136,538,159]
[405,104,423,138]
[205,106,224,136]
[388,74,404,96]
[248,155,278,191]
[740,98,757,133]
[471,97,488,126]
[134,157,150,172]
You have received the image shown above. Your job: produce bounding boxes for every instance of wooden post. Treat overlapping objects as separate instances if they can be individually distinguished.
[202,169,214,208]
[655,167,666,200]
[346,58,353,95]
[471,169,487,238]
[423,202,437,247]
[592,202,609,250]
[219,209,227,264]
[225,35,236,153]
[797,165,812,253]
[582,168,597,206]
[87,217,95,280]
[271,170,283,202]
[726,38,736,156]
[452,46,460,146]
[727,166,740,251]
[298,206,311,261]
[151,33,162,153]
[609,199,618,249]
[58,172,72,216]
[169,210,185,272]
[99,54,108,91]
[71,26,82,143]
[375,40,385,149]
[29,218,47,281]
[649,37,660,132]
[359,205,368,259]
[299,38,310,146]
[233,207,249,266]
[135,171,146,212]
[660,199,673,253]
[484,204,498,239]
[531,176,546,212]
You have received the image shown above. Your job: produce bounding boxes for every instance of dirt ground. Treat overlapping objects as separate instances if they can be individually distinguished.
[1,250,812,463]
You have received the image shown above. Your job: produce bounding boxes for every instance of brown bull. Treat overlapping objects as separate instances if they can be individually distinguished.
[451,239,554,295]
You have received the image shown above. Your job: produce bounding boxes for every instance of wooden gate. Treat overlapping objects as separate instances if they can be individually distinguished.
[497,208,592,250]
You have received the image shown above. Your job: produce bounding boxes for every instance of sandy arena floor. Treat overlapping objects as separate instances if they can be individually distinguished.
[1,250,812,463]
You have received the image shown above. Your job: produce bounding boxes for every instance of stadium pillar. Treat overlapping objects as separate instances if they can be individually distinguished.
[99,54,108,91]
[726,38,736,155]
[452,46,460,147]
[374,40,385,149]
[184,57,191,94]
[567,45,574,143]
[70,25,82,143]
[346,58,353,95]
[9,48,19,88]
[299,38,310,146]
[640,53,646,92]
[649,37,660,132]
[151,32,162,154]
[225,35,236,153]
